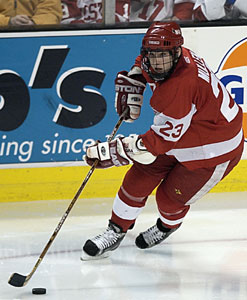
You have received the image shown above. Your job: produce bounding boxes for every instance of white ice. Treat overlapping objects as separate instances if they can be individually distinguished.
[0,192,247,300]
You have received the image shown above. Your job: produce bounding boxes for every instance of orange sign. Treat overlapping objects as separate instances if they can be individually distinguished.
[216,38,247,139]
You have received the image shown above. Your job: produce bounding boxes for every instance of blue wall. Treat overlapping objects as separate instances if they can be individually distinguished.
[0,31,153,165]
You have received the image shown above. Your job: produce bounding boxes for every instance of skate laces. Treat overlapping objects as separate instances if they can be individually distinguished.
[91,225,124,250]
[142,224,166,245]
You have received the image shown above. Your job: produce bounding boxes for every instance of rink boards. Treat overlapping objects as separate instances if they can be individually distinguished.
[1,159,247,203]
[0,25,246,202]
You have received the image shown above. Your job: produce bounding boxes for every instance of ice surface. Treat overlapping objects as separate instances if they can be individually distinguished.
[0,192,246,300]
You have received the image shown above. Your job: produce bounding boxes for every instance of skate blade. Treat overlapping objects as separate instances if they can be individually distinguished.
[80,250,110,261]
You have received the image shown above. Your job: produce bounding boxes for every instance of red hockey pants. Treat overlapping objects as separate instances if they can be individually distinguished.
[111,153,242,231]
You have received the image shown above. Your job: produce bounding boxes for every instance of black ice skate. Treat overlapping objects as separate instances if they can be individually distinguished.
[135,218,180,249]
[81,220,126,260]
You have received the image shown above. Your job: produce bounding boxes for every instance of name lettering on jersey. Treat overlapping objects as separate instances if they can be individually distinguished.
[115,84,142,94]
[190,51,210,83]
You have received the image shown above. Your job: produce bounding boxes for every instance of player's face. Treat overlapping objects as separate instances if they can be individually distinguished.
[147,51,173,74]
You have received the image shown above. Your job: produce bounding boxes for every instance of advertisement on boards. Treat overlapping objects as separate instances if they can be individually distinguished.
[215,36,247,146]
[0,31,153,166]
[0,27,246,167]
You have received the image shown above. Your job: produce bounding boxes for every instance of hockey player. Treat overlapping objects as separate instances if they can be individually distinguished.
[193,0,247,21]
[81,21,244,260]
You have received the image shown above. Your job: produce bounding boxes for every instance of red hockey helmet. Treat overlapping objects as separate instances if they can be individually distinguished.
[142,21,184,51]
[141,22,184,81]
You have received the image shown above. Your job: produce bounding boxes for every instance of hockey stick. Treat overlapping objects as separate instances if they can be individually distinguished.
[8,108,128,287]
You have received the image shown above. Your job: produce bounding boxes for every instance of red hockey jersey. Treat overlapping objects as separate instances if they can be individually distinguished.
[61,0,102,24]
[135,48,243,170]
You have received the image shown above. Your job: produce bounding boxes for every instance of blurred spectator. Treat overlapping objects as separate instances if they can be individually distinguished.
[193,0,247,21]
[61,0,130,24]
[116,0,130,22]
[61,0,103,24]
[130,0,195,22]
[130,0,173,21]
[0,0,62,26]
[173,0,195,20]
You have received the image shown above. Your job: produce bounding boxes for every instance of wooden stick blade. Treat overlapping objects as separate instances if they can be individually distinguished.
[8,273,27,287]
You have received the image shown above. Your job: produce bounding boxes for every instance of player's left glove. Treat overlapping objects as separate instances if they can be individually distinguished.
[84,135,156,169]
[84,139,131,169]
[115,71,146,123]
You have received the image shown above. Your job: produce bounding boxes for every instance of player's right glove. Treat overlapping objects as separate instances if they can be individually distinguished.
[84,135,156,169]
[115,71,146,122]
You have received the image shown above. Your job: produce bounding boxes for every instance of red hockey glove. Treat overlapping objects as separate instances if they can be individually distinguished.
[84,139,132,169]
[115,71,146,122]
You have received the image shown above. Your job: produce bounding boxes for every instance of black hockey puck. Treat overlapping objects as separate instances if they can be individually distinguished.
[32,288,46,294]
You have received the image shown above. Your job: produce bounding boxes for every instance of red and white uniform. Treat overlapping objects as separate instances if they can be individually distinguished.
[111,48,244,230]
[130,0,195,22]
[193,0,247,21]
[110,48,243,231]
[61,0,130,24]
[135,48,243,170]
[61,0,80,24]
[116,0,131,22]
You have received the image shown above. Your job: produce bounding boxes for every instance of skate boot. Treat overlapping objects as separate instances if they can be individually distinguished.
[81,220,126,260]
[135,218,180,249]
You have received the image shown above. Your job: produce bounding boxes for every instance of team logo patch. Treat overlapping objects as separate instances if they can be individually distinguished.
[101,146,106,156]
[175,188,182,195]
[172,29,181,35]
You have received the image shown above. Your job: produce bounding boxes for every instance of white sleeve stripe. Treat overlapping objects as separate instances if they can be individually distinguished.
[112,194,144,220]
[151,104,197,142]
[166,129,243,162]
